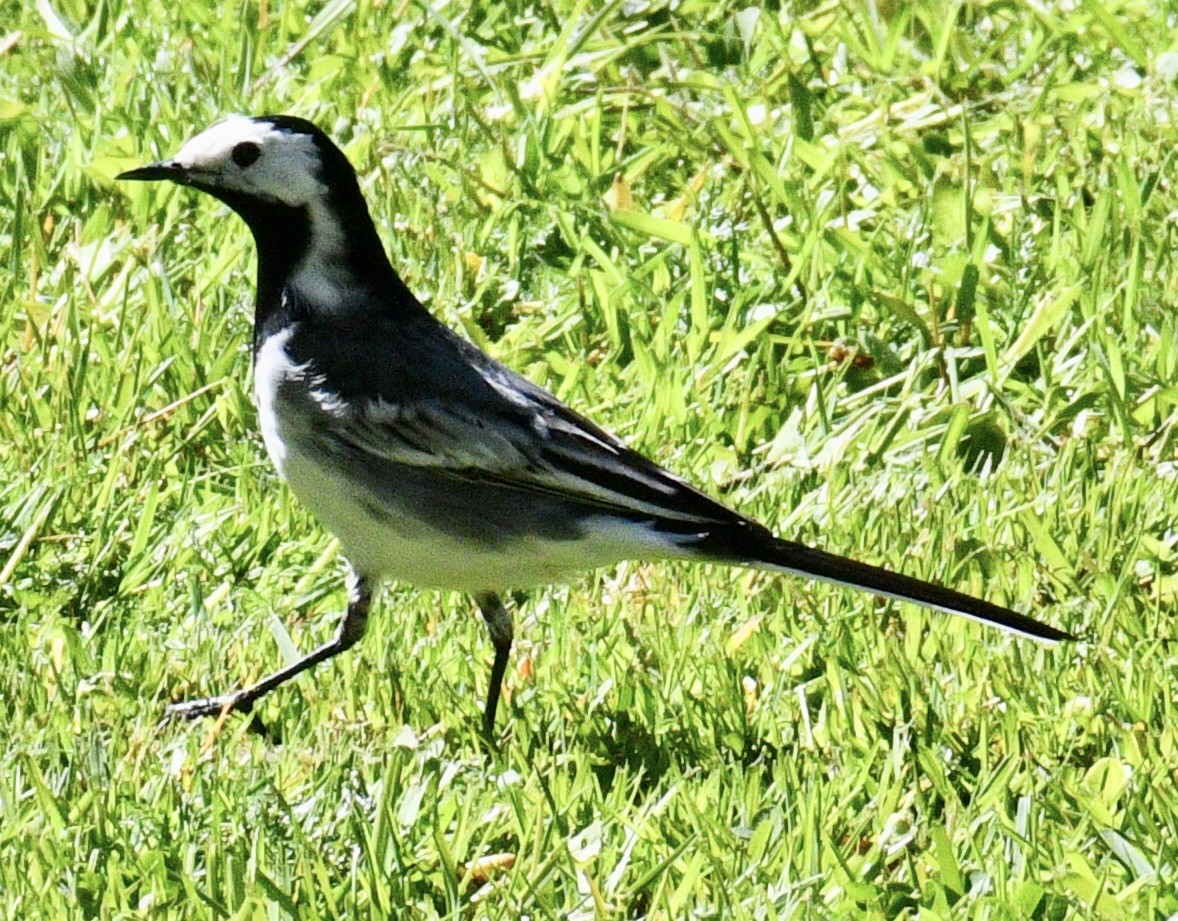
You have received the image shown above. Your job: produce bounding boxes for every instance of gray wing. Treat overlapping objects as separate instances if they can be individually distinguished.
[282,312,748,535]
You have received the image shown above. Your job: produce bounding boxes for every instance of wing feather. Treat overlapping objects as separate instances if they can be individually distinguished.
[303,381,738,527]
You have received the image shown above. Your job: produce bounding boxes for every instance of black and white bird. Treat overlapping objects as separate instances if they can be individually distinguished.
[118,115,1072,735]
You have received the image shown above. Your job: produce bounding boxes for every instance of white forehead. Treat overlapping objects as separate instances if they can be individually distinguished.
[172,115,325,205]
[174,115,284,165]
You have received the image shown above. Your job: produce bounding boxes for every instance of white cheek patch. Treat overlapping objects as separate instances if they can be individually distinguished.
[172,115,326,208]
[252,140,326,207]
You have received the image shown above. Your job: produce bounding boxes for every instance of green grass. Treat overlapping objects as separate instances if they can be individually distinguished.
[2,0,1177,915]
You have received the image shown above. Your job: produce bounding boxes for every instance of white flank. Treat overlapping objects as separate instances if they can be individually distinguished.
[253,327,301,478]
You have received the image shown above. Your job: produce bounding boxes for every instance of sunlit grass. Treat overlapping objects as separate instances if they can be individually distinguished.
[1,0,1176,915]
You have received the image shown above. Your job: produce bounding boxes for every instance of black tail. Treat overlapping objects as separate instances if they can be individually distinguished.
[698,525,1074,643]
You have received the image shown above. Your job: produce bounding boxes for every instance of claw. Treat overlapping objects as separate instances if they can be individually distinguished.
[167,692,252,721]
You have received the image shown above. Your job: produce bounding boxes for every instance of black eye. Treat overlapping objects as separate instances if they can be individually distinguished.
[231,142,261,168]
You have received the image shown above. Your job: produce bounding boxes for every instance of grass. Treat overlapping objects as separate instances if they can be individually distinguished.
[2,0,1177,915]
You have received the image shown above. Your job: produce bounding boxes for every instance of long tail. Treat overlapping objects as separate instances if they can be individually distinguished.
[700,526,1074,643]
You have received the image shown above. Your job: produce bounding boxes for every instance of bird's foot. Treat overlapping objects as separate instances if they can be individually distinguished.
[166,691,253,721]
[166,691,281,743]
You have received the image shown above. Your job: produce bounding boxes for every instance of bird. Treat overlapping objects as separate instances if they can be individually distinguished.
[117,114,1073,736]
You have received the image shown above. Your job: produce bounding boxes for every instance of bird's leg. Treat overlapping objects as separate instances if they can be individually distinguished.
[474,592,514,735]
[168,573,373,722]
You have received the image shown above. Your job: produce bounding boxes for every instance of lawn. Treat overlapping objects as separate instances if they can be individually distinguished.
[1,0,1176,916]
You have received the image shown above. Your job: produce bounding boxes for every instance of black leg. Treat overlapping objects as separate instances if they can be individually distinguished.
[474,592,513,734]
[168,572,373,721]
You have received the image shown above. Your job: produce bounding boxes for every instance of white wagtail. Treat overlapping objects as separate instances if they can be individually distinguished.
[118,115,1073,734]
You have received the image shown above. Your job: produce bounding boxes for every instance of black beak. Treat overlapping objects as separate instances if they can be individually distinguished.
[116,160,187,183]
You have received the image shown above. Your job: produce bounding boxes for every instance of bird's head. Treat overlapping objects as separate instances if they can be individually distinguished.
[119,115,399,314]
[118,114,352,213]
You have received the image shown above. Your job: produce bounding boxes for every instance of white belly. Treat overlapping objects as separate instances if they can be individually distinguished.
[278,441,657,590]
